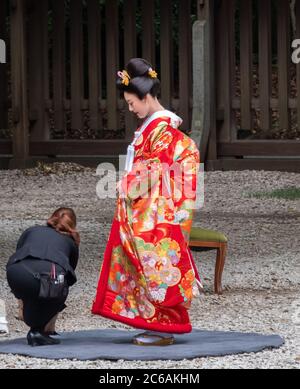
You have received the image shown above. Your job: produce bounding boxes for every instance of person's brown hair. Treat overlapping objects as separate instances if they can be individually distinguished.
[47,207,80,246]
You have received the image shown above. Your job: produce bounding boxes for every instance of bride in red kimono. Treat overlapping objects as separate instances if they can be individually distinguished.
[92,58,202,346]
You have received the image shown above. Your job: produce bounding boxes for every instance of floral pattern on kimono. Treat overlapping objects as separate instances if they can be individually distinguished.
[92,111,201,333]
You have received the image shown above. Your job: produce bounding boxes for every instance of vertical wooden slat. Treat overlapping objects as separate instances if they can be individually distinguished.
[240,0,252,130]
[43,1,49,113]
[70,0,84,131]
[227,0,236,141]
[28,0,49,140]
[124,0,137,139]
[258,0,272,132]
[216,0,235,142]
[88,0,102,134]
[179,0,192,131]
[124,0,137,64]
[0,0,7,130]
[106,0,119,130]
[10,0,29,167]
[141,0,155,64]
[191,0,217,162]
[277,0,290,130]
[296,0,300,132]
[53,0,65,133]
[204,0,217,160]
[160,0,173,110]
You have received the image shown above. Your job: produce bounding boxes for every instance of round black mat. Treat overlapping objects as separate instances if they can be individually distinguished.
[0,329,284,360]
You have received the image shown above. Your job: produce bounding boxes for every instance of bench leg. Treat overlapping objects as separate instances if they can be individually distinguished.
[214,243,227,294]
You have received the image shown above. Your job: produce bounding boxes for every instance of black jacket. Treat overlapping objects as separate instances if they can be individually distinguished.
[7,225,79,286]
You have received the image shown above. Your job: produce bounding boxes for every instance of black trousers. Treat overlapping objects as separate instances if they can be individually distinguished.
[7,257,68,331]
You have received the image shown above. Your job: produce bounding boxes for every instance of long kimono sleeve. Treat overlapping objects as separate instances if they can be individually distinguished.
[120,123,194,201]
[119,123,199,244]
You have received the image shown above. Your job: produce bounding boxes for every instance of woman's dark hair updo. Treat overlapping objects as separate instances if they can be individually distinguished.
[117,58,160,100]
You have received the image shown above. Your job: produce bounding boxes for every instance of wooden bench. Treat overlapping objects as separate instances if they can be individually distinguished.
[189,227,228,294]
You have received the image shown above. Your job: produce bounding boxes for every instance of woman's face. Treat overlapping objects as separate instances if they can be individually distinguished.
[124,92,150,119]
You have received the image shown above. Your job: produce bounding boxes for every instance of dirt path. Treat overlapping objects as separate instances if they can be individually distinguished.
[0,166,299,368]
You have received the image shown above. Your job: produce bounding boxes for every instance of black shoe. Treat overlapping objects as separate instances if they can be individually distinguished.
[27,330,61,347]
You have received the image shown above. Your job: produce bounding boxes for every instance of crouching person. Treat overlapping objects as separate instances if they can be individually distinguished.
[6,208,80,346]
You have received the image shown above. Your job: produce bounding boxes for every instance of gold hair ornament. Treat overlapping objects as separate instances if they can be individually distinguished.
[148,68,158,79]
[117,70,131,86]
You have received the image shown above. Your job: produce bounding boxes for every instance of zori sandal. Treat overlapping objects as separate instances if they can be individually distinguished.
[132,331,175,346]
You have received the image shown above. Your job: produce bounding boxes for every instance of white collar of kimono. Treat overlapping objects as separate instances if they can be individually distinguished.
[125,110,183,172]
[135,110,183,141]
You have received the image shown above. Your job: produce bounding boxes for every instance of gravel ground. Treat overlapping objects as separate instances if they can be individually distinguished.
[0,165,299,369]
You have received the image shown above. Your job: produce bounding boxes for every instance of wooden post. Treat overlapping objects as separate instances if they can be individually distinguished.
[106,0,119,131]
[0,0,8,130]
[53,0,66,134]
[190,21,208,154]
[259,0,272,133]
[216,0,235,142]
[9,0,29,168]
[191,0,216,162]
[179,0,192,132]
[88,0,102,135]
[141,0,155,64]
[240,0,253,132]
[277,0,291,131]
[124,0,137,139]
[160,0,173,110]
[296,0,300,133]
[70,0,84,132]
[28,0,49,140]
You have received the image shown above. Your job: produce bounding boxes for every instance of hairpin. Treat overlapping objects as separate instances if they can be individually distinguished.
[117,70,130,86]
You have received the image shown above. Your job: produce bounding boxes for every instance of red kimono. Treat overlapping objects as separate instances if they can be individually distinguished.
[92,111,201,334]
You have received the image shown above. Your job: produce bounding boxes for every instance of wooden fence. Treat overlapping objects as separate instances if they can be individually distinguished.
[0,0,197,168]
[205,0,300,171]
[0,0,300,171]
